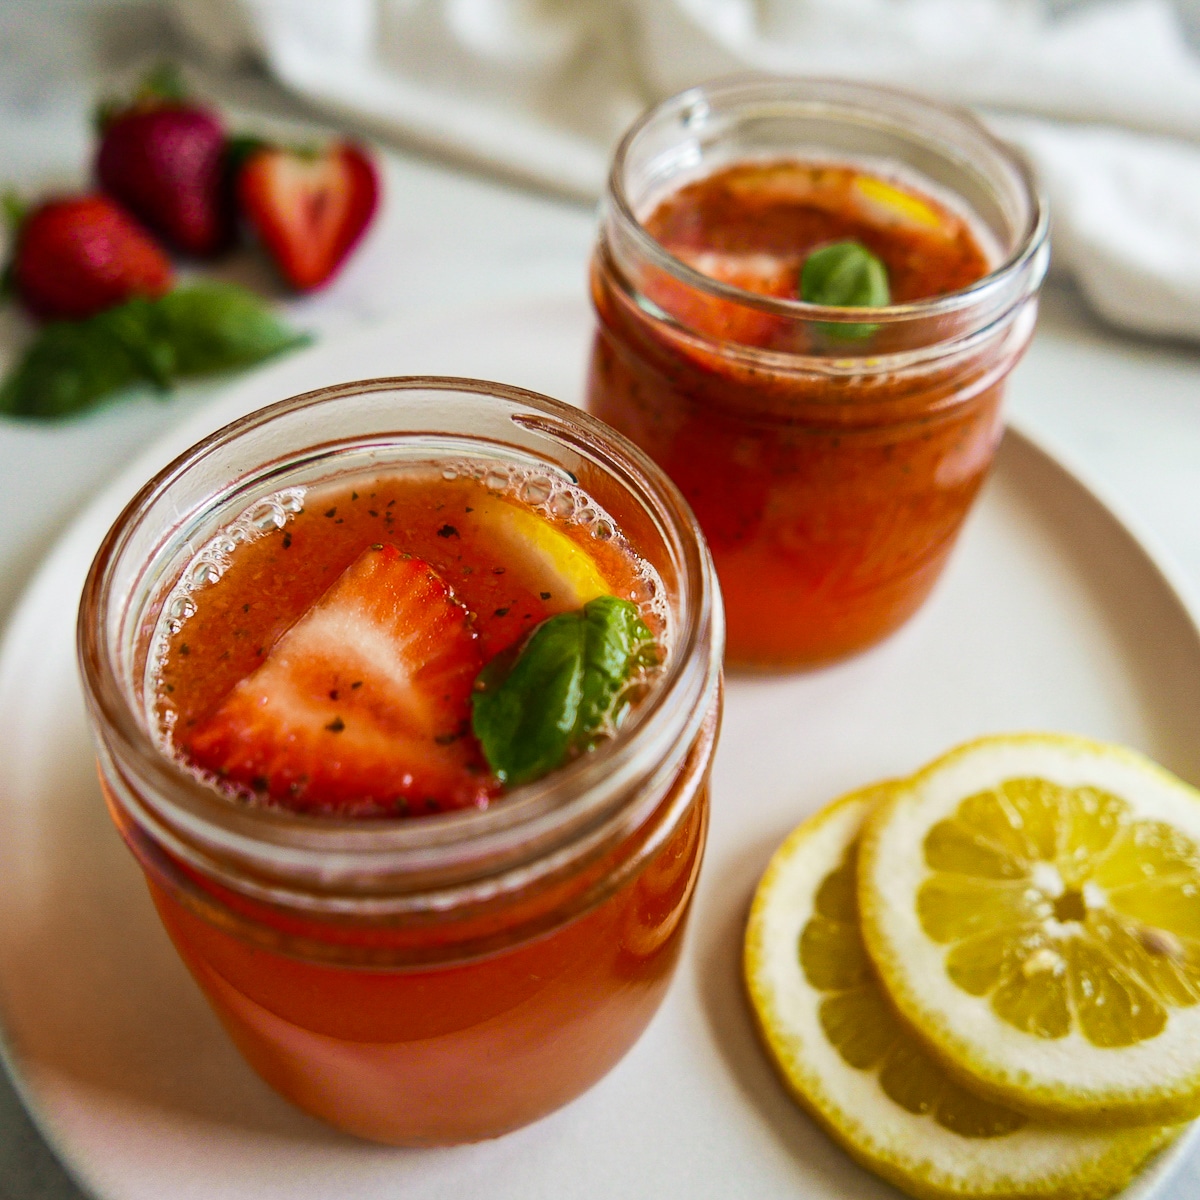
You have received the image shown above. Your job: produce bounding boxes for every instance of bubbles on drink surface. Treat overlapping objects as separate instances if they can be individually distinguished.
[146,486,307,736]
[442,456,671,634]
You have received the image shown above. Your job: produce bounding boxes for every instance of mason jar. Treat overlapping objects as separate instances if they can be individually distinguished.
[78,377,723,1145]
[588,78,1049,667]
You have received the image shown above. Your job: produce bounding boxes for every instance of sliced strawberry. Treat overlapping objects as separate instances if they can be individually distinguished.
[184,544,495,817]
[11,194,173,320]
[237,142,379,291]
[642,249,797,348]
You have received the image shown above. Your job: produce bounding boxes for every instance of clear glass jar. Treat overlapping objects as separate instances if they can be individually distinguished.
[588,78,1049,668]
[78,377,723,1145]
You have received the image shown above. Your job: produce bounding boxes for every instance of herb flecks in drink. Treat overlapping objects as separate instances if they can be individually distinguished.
[472,596,658,786]
[159,467,666,816]
[801,240,889,341]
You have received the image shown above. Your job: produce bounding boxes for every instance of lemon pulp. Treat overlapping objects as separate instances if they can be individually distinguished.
[463,494,609,606]
[744,785,1175,1200]
[854,176,945,230]
[859,734,1200,1125]
[804,840,1027,1138]
[920,777,1200,1049]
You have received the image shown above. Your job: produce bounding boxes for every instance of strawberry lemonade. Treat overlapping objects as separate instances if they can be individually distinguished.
[154,468,658,817]
[589,80,1048,666]
[79,378,723,1144]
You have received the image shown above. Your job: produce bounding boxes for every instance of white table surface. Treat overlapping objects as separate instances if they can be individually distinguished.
[1,4,1198,1198]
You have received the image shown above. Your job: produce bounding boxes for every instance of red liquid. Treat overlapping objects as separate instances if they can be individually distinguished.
[118,464,714,1143]
[114,753,710,1144]
[588,161,1014,667]
[646,163,988,307]
[158,468,656,782]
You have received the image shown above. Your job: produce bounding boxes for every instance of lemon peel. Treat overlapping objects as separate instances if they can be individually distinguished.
[460,494,609,606]
[854,175,945,230]
[859,734,1200,1127]
[745,783,1177,1200]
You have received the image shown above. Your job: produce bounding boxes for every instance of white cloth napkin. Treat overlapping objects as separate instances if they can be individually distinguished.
[169,0,1200,341]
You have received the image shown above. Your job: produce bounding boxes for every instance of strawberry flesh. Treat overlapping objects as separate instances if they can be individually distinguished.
[237,143,379,291]
[643,248,797,347]
[184,545,495,816]
[97,104,231,257]
[12,194,173,320]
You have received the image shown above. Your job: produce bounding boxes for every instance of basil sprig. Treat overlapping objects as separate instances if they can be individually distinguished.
[471,595,658,787]
[0,282,309,420]
[800,240,890,342]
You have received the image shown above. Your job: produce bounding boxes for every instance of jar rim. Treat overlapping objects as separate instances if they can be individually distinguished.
[78,377,723,907]
[606,75,1048,332]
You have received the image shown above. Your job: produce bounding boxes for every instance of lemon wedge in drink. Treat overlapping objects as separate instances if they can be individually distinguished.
[463,493,609,606]
[854,175,945,230]
[859,734,1200,1127]
[744,783,1176,1200]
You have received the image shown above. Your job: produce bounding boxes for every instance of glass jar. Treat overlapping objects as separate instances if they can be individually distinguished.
[78,377,723,1145]
[588,78,1049,668]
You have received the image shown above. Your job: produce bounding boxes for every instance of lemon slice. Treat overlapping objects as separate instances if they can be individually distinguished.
[860,734,1200,1126]
[854,176,946,231]
[745,784,1176,1200]
[463,494,609,606]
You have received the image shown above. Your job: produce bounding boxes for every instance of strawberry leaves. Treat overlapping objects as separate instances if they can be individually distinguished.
[0,283,308,419]
[94,61,189,131]
[471,595,658,786]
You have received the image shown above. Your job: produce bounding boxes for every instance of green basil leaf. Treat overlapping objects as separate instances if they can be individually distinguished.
[0,284,309,421]
[801,240,890,342]
[471,595,658,786]
[154,283,310,376]
[575,595,659,732]
[0,316,146,419]
[97,296,176,388]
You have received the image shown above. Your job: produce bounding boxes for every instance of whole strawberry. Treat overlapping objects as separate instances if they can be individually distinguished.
[95,66,231,257]
[10,194,173,320]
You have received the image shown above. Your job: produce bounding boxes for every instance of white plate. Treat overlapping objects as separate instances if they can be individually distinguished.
[1,292,1198,1200]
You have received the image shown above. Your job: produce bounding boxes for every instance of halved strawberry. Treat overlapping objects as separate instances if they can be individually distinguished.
[642,248,797,348]
[184,544,495,816]
[237,142,379,291]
